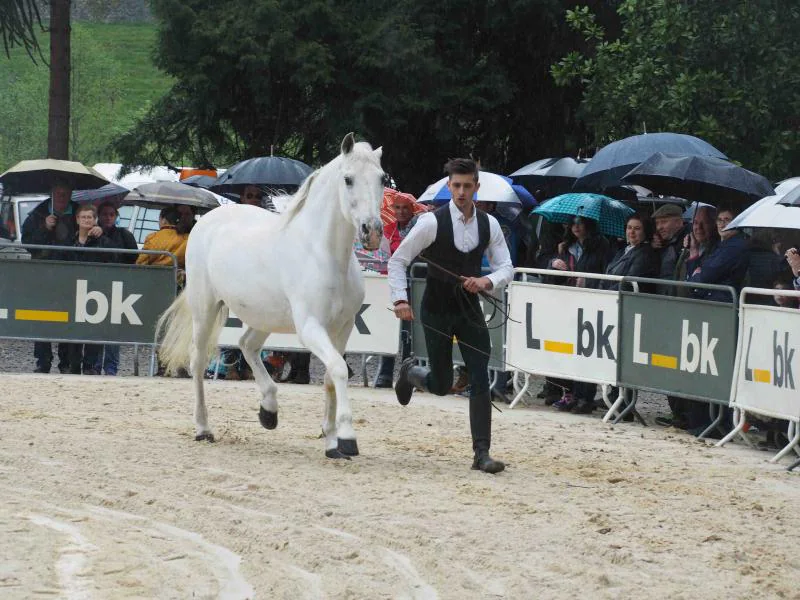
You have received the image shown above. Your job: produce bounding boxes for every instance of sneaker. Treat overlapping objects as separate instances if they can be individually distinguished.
[552,392,573,409]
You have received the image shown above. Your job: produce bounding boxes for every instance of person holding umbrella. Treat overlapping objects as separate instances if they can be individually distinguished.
[549,216,610,413]
[21,179,80,373]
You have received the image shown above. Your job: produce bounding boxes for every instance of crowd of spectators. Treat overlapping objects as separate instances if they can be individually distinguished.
[18,182,190,376]
[12,181,800,439]
[367,192,799,444]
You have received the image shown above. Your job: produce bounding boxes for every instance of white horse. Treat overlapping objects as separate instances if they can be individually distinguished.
[156,133,385,459]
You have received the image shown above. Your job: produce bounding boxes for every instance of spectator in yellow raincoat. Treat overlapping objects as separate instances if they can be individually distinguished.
[136,206,188,268]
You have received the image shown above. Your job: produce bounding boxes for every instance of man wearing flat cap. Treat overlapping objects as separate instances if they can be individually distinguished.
[650,203,688,291]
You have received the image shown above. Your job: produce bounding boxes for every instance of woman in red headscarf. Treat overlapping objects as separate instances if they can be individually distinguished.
[372,189,426,388]
[380,189,425,255]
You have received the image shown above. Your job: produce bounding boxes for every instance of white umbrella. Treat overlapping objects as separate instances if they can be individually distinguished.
[417,172,525,205]
[725,194,800,230]
[774,177,800,196]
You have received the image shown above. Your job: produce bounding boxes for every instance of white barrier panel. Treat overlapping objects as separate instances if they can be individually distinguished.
[217,272,400,355]
[506,281,619,385]
[731,303,800,421]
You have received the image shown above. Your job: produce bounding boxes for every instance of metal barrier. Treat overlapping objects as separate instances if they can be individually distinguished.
[506,268,636,418]
[0,244,177,376]
[717,287,800,466]
[408,262,506,372]
[616,277,737,436]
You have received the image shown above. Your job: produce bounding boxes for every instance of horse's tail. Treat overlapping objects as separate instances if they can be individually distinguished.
[155,291,226,375]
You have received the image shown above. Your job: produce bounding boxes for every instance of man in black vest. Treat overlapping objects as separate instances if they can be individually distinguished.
[388,158,514,474]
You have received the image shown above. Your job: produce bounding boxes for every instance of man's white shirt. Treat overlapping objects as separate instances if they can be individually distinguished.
[387,200,514,303]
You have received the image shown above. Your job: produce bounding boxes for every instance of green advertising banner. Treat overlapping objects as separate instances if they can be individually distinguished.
[0,259,176,344]
[617,291,737,404]
[409,267,505,371]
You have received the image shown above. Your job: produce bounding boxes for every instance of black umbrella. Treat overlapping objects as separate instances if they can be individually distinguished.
[572,133,727,192]
[621,153,773,204]
[211,156,313,193]
[509,157,589,199]
[122,182,223,210]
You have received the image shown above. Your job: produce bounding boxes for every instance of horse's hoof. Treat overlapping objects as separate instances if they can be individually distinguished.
[325,448,352,460]
[259,407,278,430]
[195,432,215,442]
[337,438,359,456]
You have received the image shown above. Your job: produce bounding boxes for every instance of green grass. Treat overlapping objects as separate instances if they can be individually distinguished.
[0,21,173,170]
[77,22,173,120]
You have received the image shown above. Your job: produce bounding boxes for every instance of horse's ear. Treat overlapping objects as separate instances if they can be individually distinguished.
[374,146,383,159]
[341,132,356,155]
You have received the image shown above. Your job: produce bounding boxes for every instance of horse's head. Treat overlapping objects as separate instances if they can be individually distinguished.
[337,133,384,250]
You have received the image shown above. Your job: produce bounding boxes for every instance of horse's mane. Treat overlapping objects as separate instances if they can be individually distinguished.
[278,142,380,227]
[278,169,319,226]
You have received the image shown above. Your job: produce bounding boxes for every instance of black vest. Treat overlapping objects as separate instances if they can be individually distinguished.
[422,204,490,314]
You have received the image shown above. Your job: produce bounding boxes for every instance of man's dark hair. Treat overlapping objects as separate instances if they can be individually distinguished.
[444,158,479,181]
[97,201,118,216]
[716,203,741,218]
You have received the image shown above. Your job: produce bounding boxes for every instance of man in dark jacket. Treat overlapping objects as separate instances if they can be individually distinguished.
[20,182,78,373]
[97,201,138,264]
[650,204,689,294]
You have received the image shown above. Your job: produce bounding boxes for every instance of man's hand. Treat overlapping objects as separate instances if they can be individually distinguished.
[393,301,414,321]
[88,226,103,238]
[462,276,492,294]
[786,248,800,276]
[45,215,57,231]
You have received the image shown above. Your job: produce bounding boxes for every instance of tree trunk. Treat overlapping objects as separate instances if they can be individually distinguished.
[47,0,71,160]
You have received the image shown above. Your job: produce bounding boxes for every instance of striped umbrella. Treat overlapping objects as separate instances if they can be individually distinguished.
[532,193,635,238]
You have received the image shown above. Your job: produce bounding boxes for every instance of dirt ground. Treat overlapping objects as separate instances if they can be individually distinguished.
[1,373,798,600]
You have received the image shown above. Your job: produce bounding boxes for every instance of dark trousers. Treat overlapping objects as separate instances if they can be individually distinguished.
[421,303,492,452]
[34,342,74,372]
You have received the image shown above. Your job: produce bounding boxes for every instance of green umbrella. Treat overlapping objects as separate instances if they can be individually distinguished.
[532,192,635,238]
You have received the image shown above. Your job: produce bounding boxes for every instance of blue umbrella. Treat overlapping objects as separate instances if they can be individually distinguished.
[573,133,727,192]
[533,193,635,238]
[71,183,129,205]
[181,174,217,188]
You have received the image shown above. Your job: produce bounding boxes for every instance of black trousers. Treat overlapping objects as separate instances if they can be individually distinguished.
[421,302,492,452]
[34,342,74,372]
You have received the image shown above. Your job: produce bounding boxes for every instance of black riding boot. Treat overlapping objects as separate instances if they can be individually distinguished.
[469,391,505,473]
[394,358,430,405]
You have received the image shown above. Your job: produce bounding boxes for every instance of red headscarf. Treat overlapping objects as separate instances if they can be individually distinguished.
[380,187,428,226]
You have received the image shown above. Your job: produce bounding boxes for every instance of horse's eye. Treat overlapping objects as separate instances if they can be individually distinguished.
[344,176,353,186]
